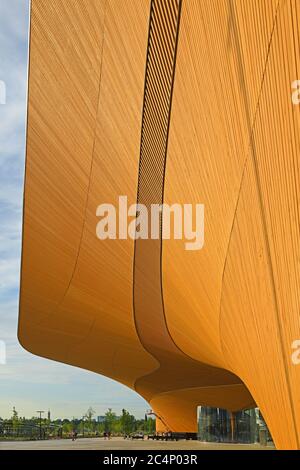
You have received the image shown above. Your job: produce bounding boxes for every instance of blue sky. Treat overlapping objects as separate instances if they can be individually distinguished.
[0,0,147,420]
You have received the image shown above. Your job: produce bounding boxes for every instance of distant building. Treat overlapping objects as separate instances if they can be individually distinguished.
[97,416,105,423]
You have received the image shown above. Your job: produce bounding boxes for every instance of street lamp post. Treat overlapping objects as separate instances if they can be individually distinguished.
[36,410,45,440]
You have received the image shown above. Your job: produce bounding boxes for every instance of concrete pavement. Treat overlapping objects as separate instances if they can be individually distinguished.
[0,437,274,450]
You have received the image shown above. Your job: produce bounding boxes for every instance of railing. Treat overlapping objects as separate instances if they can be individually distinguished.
[0,422,62,440]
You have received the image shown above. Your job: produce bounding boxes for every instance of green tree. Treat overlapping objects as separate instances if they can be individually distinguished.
[85,407,96,434]
[144,417,155,434]
[11,407,19,431]
[120,409,135,435]
[62,421,72,436]
[104,408,117,433]
[97,421,105,434]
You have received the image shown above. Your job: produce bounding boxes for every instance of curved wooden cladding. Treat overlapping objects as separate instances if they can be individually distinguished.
[163,0,281,369]
[133,0,250,405]
[19,0,157,387]
[18,0,300,449]
[151,385,255,433]
[221,0,300,449]
[162,0,300,449]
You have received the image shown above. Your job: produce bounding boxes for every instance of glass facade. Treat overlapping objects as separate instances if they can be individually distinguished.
[198,407,273,445]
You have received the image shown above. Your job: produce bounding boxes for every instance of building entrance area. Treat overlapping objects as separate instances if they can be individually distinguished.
[198,407,273,446]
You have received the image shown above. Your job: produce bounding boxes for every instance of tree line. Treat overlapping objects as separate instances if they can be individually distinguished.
[1,407,156,437]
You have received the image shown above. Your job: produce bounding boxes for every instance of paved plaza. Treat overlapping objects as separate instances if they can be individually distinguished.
[0,437,273,451]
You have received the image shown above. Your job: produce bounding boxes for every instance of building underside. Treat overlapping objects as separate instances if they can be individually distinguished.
[19,0,300,449]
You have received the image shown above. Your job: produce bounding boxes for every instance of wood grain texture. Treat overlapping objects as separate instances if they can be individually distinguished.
[19,0,157,387]
[163,0,300,448]
[151,385,255,433]
[133,0,253,413]
[19,0,300,449]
